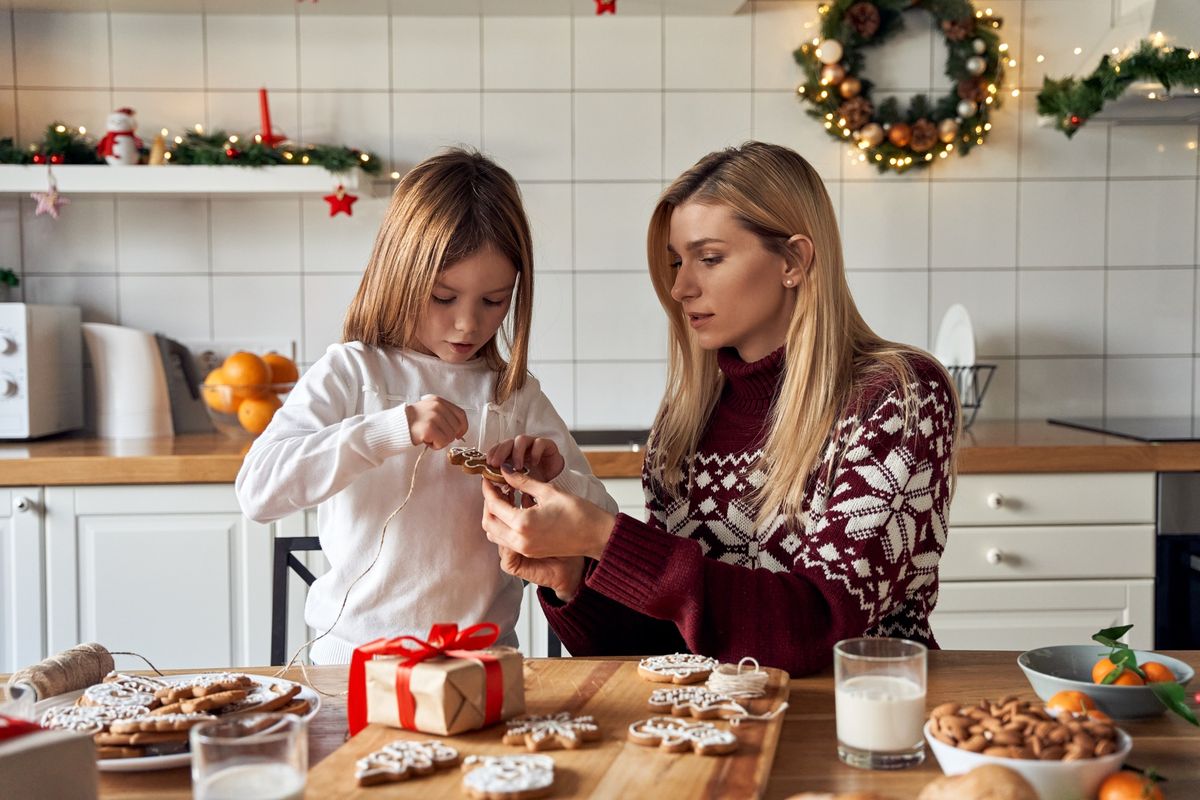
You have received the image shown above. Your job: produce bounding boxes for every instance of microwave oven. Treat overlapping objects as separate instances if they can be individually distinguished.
[0,303,84,439]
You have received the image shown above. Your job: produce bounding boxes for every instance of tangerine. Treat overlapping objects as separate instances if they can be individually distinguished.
[237,393,282,435]
[222,351,270,398]
[201,368,240,415]
[1141,661,1176,684]
[263,352,299,389]
[1093,657,1146,686]
[1098,771,1163,800]
[1046,690,1097,717]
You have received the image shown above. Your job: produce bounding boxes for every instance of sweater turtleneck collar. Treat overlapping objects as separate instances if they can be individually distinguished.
[716,345,785,415]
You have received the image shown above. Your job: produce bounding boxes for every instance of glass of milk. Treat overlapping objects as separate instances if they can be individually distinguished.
[191,713,307,800]
[833,637,927,770]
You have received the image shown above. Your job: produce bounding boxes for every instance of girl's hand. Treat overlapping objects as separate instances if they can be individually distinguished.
[481,470,615,561]
[405,395,468,449]
[497,546,585,603]
[487,435,565,482]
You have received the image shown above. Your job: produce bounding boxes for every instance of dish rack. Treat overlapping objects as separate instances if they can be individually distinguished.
[945,364,995,429]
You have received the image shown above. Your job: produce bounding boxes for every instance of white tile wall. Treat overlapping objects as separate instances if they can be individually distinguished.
[2,0,1199,427]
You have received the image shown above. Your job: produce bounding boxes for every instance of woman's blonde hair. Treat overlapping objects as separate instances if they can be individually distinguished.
[646,141,958,521]
[343,148,534,404]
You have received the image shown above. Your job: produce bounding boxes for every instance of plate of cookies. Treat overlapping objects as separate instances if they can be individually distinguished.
[35,671,320,772]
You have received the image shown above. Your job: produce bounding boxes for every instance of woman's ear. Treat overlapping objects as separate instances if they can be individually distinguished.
[782,234,814,286]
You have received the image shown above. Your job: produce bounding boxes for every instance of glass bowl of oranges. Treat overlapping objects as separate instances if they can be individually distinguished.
[201,350,297,438]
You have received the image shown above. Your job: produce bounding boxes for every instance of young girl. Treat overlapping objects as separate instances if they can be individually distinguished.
[237,149,615,665]
[481,142,959,676]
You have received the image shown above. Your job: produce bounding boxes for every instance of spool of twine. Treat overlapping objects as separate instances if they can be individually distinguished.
[6,642,115,701]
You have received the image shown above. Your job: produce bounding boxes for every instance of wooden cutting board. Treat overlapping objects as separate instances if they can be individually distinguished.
[304,658,791,799]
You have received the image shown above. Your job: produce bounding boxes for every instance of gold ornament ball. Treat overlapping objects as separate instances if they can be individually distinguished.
[815,38,844,64]
[972,38,987,55]
[956,99,979,118]
[887,122,912,148]
[938,118,959,143]
[820,63,846,85]
[965,56,987,76]
[839,76,862,98]
[858,122,884,147]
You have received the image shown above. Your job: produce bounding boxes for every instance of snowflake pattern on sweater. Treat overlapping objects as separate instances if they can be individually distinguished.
[646,355,955,645]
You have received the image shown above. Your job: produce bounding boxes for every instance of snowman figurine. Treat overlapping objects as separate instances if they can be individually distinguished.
[96,108,143,166]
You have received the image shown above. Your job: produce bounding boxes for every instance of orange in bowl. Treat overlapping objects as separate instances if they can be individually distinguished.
[237,394,283,435]
[263,352,299,391]
[1091,658,1145,686]
[222,351,271,399]
[201,367,240,415]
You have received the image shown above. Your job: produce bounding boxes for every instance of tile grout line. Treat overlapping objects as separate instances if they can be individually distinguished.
[295,1,306,364]
[1011,0,1025,420]
[570,6,578,426]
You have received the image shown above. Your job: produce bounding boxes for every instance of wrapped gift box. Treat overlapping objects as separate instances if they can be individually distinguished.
[348,623,525,736]
[0,716,98,800]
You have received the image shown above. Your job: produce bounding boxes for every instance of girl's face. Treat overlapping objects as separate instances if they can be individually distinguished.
[414,244,518,363]
[667,201,811,362]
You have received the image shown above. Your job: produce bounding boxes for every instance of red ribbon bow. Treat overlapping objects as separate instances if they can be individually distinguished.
[0,715,43,743]
[348,623,503,735]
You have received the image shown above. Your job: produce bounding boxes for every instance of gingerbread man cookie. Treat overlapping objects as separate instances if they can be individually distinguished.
[648,686,740,720]
[448,447,529,484]
[637,653,719,684]
[461,754,556,800]
[627,716,739,755]
[503,712,601,751]
[355,740,461,787]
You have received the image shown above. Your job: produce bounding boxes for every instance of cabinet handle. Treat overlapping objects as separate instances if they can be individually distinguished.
[13,496,31,513]
[986,492,1005,510]
[986,547,1004,565]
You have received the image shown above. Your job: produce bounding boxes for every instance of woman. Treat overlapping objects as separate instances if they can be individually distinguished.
[481,141,959,676]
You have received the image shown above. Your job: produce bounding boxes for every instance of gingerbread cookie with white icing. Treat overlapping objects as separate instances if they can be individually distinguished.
[355,740,460,787]
[627,716,739,755]
[648,686,740,720]
[448,447,529,484]
[637,653,719,685]
[503,712,601,751]
[461,754,555,800]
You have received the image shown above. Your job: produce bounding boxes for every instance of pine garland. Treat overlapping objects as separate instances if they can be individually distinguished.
[0,122,104,164]
[1037,41,1200,136]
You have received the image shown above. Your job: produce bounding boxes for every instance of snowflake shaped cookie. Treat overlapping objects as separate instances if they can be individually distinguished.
[41,704,150,735]
[637,653,719,684]
[462,754,556,799]
[502,712,601,751]
[627,716,739,755]
[648,686,740,720]
[355,740,461,787]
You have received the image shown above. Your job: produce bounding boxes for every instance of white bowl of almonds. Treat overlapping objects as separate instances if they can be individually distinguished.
[923,696,1130,800]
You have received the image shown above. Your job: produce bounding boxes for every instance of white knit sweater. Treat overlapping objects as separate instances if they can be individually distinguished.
[236,342,615,664]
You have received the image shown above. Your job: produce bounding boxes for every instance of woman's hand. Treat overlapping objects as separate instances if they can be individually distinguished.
[481,470,616,561]
[405,395,468,449]
[486,435,565,482]
[497,546,585,603]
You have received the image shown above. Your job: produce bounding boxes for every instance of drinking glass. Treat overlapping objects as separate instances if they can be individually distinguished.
[191,714,307,800]
[834,637,927,770]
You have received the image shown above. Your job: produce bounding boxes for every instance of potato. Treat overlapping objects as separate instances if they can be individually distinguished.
[917,765,1038,800]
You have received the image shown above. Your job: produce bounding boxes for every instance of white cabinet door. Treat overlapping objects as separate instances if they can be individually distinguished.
[44,485,273,670]
[601,477,645,519]
[931,579,1154,651]
[0,487,44,672]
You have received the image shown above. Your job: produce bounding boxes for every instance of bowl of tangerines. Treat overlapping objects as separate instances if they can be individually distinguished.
[201,350,298,437]
[1019,625,1197,723]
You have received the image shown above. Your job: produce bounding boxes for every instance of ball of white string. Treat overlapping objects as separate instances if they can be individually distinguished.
[706,656,769,699]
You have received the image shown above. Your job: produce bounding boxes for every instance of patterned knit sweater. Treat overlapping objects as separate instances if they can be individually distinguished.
[540,346,957,676]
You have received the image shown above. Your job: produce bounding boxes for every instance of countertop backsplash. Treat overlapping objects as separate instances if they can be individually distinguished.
[1,0,1198,429]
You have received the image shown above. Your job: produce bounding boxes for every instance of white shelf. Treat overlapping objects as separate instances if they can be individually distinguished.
[0,165,384,196]
[0,0,748,15]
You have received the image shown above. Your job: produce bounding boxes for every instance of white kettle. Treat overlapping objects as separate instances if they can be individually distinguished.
[81,322,174,438]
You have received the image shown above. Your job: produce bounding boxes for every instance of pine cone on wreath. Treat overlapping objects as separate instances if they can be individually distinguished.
[837,97,874,131]
[845,2,882,39]
[940,17,975,42]
[956,77,988,103]
[910,119,937,152]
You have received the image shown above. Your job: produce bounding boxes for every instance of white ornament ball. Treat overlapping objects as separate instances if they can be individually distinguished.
[972,38,987,55]
[966,56,987,76]
[816,39,844,65]
[956,99,979,118]
[858,123,885,147]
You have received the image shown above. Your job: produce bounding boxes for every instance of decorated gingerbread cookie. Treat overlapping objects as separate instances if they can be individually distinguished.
[648,686,740,720]
[448,447,530,484]
[627,716,739,755]
[461,754,555,800]
[78,682,158,710]
[41,703,150,735]
[503,712,601,751]
[637,653,719,685]
[355,740,461,787]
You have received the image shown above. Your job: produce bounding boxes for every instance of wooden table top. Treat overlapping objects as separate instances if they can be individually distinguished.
[19,650,1195,799]
[1,421,1199,485]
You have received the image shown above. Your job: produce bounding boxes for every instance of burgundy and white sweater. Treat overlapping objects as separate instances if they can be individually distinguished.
[540,346,957,676]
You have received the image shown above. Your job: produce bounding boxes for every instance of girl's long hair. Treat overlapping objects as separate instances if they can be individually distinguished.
[646,141,958,521]
[342,148,534,404]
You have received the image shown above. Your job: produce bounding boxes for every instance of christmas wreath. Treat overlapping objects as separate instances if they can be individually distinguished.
[794,0,1007,173]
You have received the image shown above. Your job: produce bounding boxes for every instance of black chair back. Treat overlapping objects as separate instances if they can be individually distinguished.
[271,536,322,666]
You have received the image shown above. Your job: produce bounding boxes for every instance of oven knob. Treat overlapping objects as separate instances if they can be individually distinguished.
[0,336,14,355]
[0,376,17,397]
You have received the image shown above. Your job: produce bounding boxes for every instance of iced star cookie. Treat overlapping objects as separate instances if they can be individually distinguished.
[627,716,739,755]
[648,686,740,720]
[637,653,719,685]
[461,754,555,800]
[503,712,601,751]
[355,740,461,787]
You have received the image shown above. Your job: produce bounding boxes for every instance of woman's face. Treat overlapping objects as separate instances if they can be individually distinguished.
[667,201,810,362]
[413,243,517,363]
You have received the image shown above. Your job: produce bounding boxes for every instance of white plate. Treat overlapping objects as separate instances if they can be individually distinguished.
[933,303,976,368]
[35,673,320,773]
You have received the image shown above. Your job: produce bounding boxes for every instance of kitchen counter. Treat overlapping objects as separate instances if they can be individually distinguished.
[1,421,1199,486]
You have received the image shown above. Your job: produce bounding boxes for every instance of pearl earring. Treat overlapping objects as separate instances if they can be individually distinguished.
[784,279,795,287]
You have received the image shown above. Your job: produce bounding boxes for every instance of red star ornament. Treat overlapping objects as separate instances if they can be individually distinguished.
[323,185,357,217]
